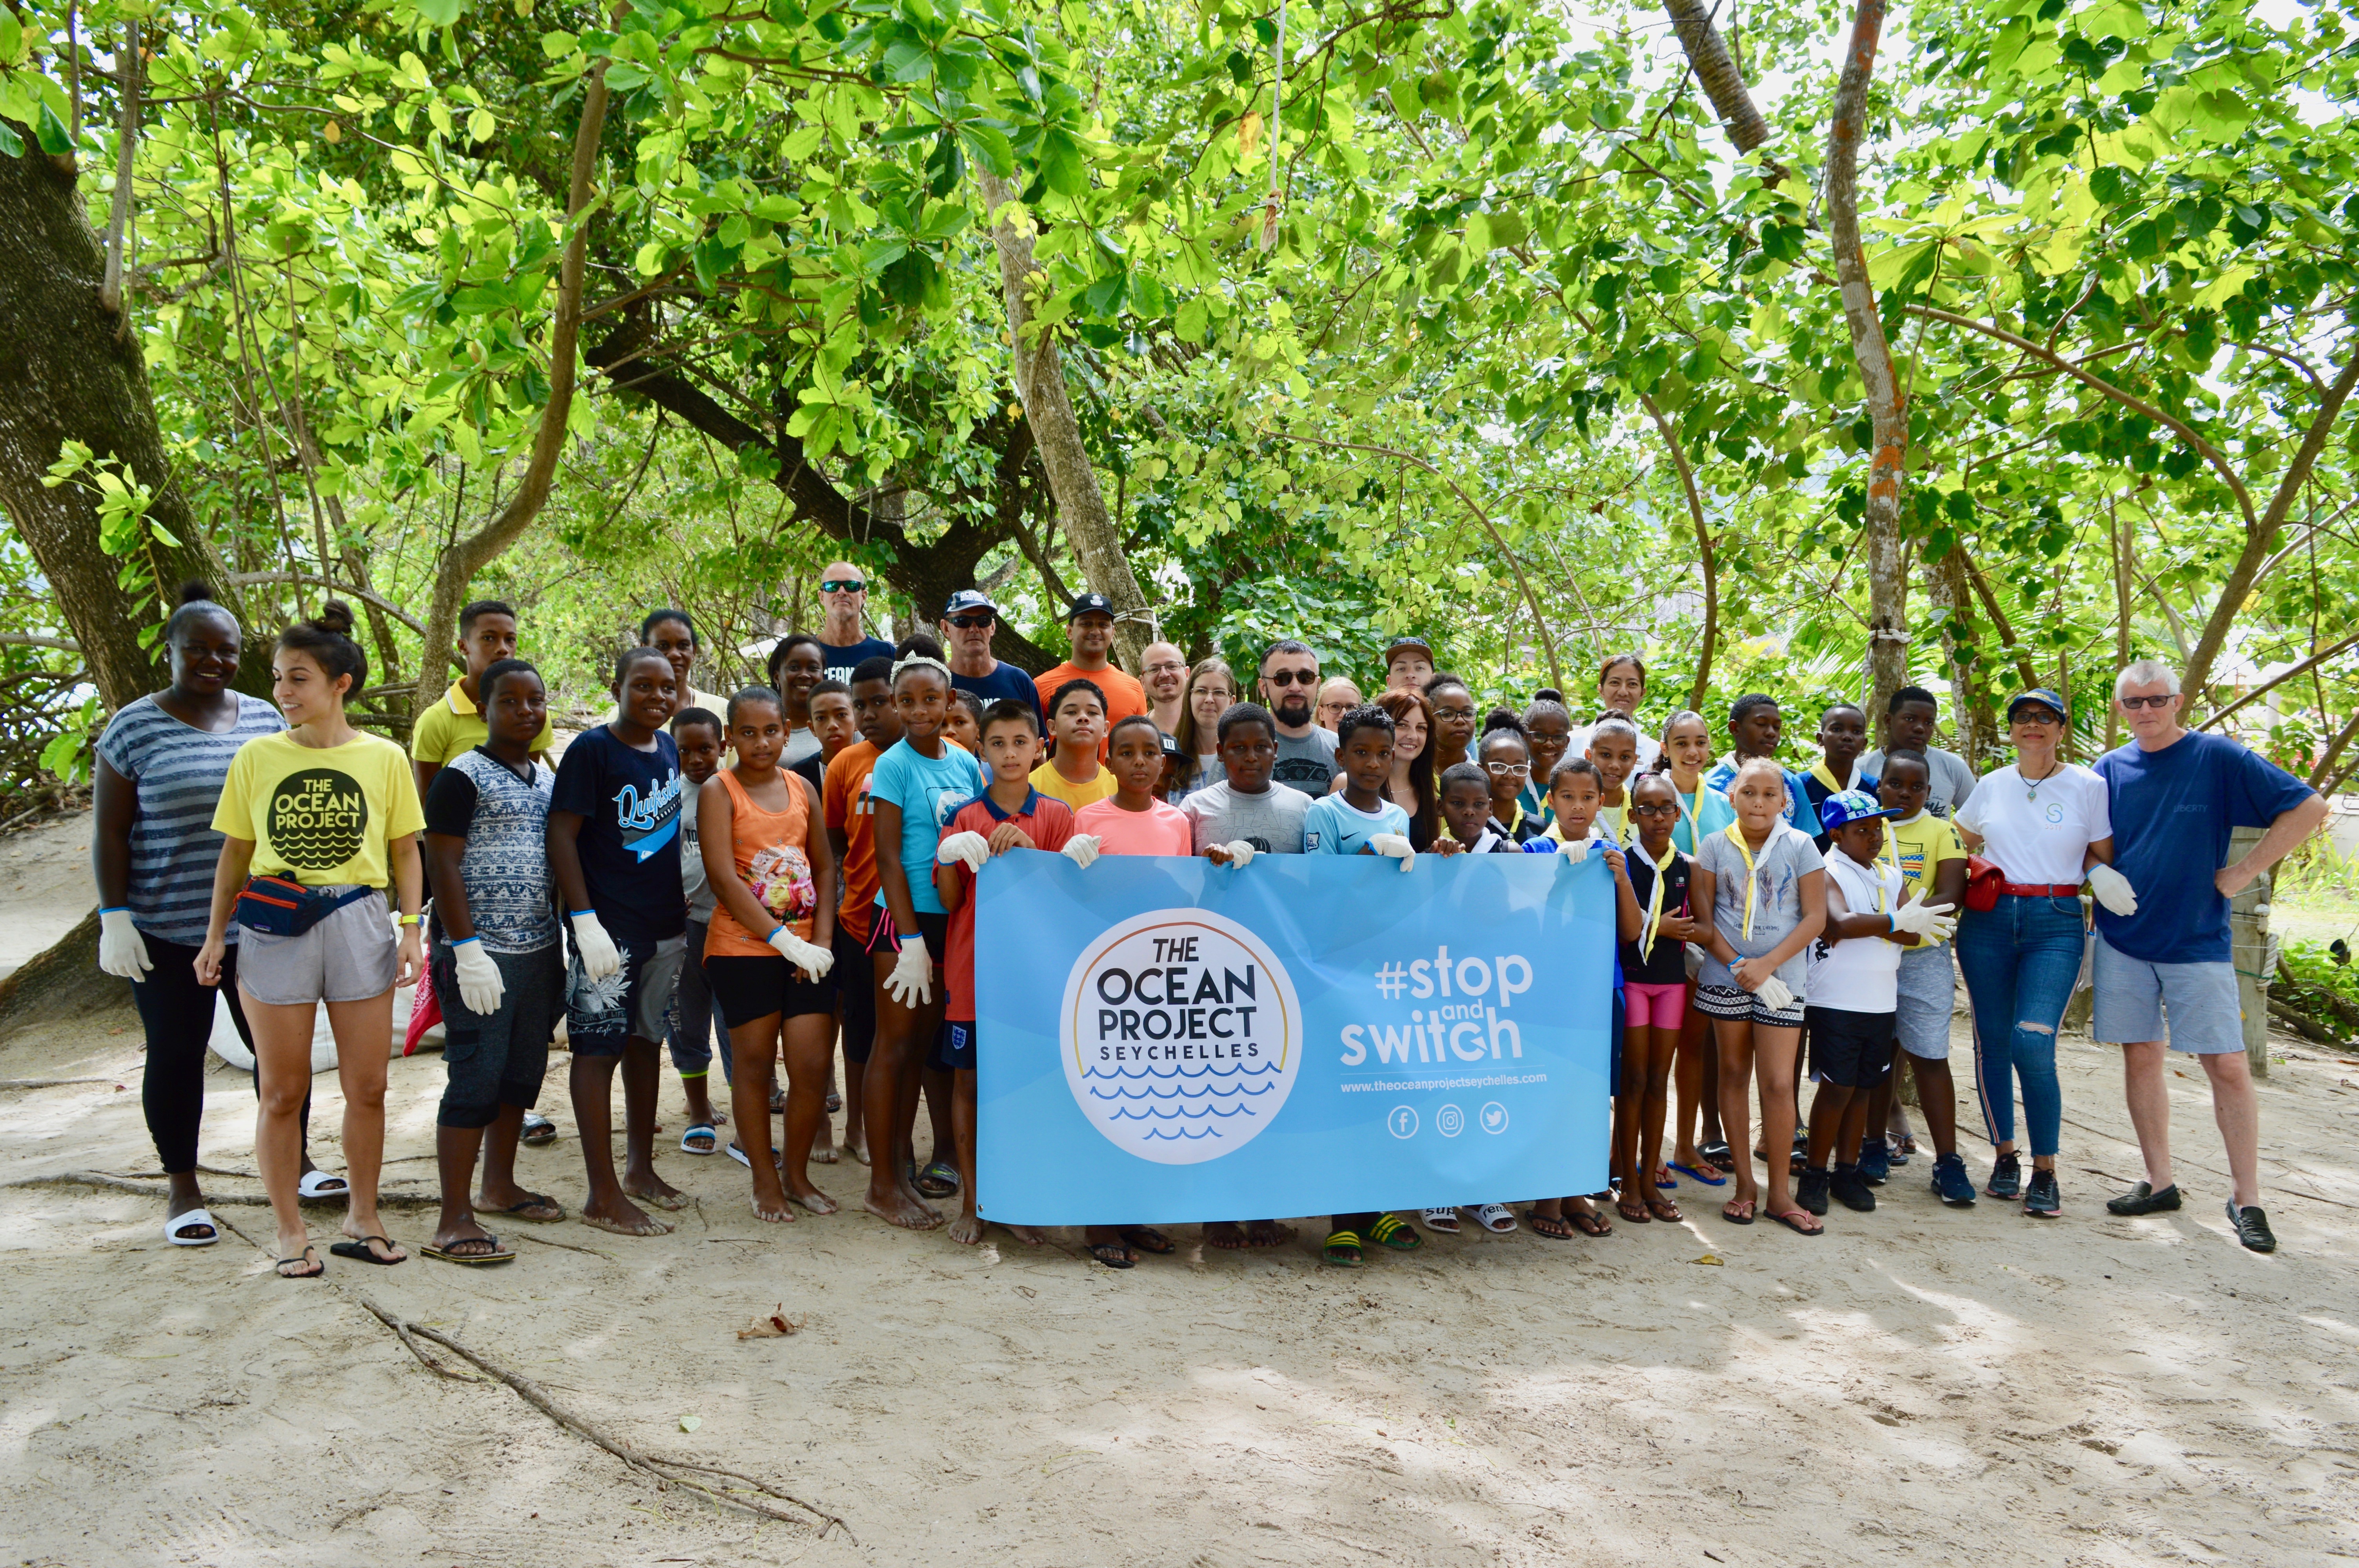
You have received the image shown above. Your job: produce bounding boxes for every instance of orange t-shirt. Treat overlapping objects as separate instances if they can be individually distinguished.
[1036,661,1148,761]
[823,739,883,943]
[704,769,820,958]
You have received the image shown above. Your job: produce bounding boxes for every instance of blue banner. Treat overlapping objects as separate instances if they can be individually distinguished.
[972,848,1616,1226]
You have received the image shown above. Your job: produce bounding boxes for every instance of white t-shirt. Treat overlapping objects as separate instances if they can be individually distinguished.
[1954,762,2110,886]
[1809,853,1903,1012]
[1862,745,1977,820]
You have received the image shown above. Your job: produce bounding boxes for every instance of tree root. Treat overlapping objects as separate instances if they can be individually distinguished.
[354,1296,852,1541]
[6,1171,438,1207]
[0,1077,120,1091]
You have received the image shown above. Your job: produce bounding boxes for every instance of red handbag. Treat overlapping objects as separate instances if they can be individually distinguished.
[1963,855,2004,913]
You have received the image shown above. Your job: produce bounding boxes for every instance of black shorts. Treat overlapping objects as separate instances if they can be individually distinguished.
[865,908,950,960]
[702,953,834,1030]
[932,1018,976,1071]
[1805,1004,1898,1089]
[832,922,876,1064]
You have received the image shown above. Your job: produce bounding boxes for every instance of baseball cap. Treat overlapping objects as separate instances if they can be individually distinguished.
[1384,634,1434,666]
[943,588,997,618]
[2005,688,2069,723]
[1066,592,1115,621]
[1818,789,1900,833]
[1158,730,1183,758]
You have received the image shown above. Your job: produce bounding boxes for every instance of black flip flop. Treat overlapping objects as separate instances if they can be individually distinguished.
[328,1235,407,1265]
[1119,1226,1175,1255]
[493,1192,567,1224]
[1088,1241,1136,1269]
[275,1245,325,1279]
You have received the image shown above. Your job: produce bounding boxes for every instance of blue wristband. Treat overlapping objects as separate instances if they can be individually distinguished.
[99,906,128,914]
[452,935,481,948]
[568,909,594,918]
[765,924,786,943]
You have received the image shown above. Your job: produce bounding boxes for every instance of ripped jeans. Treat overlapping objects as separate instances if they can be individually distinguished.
[1954,893,2084,1160]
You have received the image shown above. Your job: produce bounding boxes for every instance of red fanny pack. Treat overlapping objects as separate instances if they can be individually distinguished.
[1963,855,2005,913]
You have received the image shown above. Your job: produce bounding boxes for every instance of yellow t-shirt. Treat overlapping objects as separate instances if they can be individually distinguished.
[212,731,427,888]
[1029,760,1120,812]
[411,680,557,766]
[1884,811,1966,947]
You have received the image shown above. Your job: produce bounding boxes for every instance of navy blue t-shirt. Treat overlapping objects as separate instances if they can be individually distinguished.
[818,636,895,686]
[549,724,687,943]
[2092,730,2312,964]
[951,660,1044,731]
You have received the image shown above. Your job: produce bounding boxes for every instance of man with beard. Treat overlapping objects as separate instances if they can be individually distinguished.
[1036,593,1147,751]
[1258,639,1338,798]
[1141,640,1189,735]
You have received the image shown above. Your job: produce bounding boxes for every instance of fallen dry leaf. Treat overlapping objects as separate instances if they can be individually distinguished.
[737,1304,800,1339]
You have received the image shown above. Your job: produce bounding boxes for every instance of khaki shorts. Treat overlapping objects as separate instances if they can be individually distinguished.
[238,888,397,1005]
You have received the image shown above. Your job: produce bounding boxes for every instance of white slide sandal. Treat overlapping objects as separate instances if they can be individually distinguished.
[1476,1203,1519,1234]
[165,1207,220,1247]
[298,1170,349,1201]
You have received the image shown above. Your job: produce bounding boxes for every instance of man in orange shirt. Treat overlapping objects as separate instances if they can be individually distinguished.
[1035,593,1148,751]
[821,654,900,1165]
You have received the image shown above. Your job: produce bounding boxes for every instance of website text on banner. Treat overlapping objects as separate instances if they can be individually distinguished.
[972,851,1616,1226]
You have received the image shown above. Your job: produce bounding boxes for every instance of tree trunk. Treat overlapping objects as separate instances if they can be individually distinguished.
[1661,0,1791,181]
[1825,0,1910,722]
[1926,546,1995,770]
[412,61,612,721]
[1639,395,1719,713]
[976,171,1155,675]
[0,145,247,711]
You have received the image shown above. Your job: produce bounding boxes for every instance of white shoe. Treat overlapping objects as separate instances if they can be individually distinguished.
[1420,1207,1461,1234]
[164,1207,219,1247]
[1475,1203,1519,1234]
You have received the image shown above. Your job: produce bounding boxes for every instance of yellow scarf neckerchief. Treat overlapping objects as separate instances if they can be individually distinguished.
[1629,838,1679,962]
[1722,821,1774,940]
[1809,758,1859,797]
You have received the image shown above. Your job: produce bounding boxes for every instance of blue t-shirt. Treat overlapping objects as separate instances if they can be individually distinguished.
[867,738,985,916]
[951,660,1044,731]
[1303,793,1410,856]
[818,635,895,686]
[549,724,685,942]
[2092,731,2313,964]
[1706,759,1819,836]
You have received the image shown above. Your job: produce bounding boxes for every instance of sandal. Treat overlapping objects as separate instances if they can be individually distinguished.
[1322,1229,1365,1267]
[1529,1212,1577,1240]
[679,1123,718,1156]
[1720,1198,1756,1225]
[297,1170,349,1201]
[1616,1197,1651,1224]
[1655,1164,1679,1190]
[825,1091,842,1114]
[1567,1204,1612,1238]
[1119,1226,1175,1255]
[1645,1194,1683,1223]
[1473,1203,1518,1234]
[1768,1206,1824,1236]
[1669,1160,1728,1187]
[520,1113,558,1147]
[1701,1140,1736,1173]
[165,1207,220,1247]
[422,1234,515,1266]
[275,1245,325,1279]
[913,1160,960,1199]
[329,1234,407,1265]
[491,1192,566,1224]
[1087,1240,1136,1269]
[1420,1207,1462,1234]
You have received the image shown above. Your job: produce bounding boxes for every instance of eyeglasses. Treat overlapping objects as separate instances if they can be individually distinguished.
[819,579,866,594]
[1633,801,1679,817]
[947,613,994,629]
[1195,688,1235,704]
[1432,706,1477,721]
[1263,670,1319,686]
[1146,662,1187,677]
[2119,694,2175,710]
[1484,760,1531,777]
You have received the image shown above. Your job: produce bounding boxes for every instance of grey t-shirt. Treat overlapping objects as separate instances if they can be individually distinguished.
[1863,745,1976,820]
[1270,725,1338,798]
[679,780,716,922]
[1692,821,1826,995]
[1181,780,1310,855]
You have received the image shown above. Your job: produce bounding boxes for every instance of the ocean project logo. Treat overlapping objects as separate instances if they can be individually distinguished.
[1061,909,1301,1165]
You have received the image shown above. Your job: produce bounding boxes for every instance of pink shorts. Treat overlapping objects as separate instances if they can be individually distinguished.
[1625,980,1688,1031]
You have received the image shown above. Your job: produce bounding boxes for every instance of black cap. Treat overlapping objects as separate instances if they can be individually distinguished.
[1066,592,1115,621]
[1158,730,1183,757]
[942,588,996,617]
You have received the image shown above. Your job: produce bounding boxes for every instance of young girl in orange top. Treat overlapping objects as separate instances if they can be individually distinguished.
[700,687,840,1223]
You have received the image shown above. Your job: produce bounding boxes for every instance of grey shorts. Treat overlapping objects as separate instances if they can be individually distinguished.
[2091,933,2243,1053]
[567,933,687,1055]
[1894,945,1957,1060]
[238,889,397,1006]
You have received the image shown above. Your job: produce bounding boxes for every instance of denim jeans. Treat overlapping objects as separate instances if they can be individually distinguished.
[1954,893,2084,1158]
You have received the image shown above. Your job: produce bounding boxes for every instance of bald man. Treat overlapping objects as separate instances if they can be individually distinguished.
[1142,640,1189,735]
[814,561,894,683]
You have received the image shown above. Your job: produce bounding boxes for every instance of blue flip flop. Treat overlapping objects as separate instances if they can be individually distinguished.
[1669,1160,1728,1187]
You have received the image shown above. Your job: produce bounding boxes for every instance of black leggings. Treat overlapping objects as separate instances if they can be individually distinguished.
[131,936,309,1175]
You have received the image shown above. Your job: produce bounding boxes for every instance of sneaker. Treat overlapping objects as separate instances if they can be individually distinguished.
[1986,1151,2023,1201]
[2226,1201,2277,1253]
[1931,1152,1977,1207]
[2105,1180,2183,1216]
[2023,1168,2061,1217]
[1830,1164,1877,1212]
[1857,1136,1890,1186]
[1796,1166,1832,1217]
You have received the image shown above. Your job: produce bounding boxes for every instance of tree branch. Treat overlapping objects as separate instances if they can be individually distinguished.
[96,20,140,332]
[2195,628,2359,735]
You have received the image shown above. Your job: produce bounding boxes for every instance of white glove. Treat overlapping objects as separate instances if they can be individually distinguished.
[1061,834,1102,869]
[570,910,622,980]
[2087,863,2137,916]
[1556,837,1590,864]
[768,926,835,981]
[1219,840,1257,868]
[450,937,507,1015]
[1754,975,1796,1012]
[1370,833,1415,873]
[884,933,933,1007]
[936,830,990,875]
[98,908,152,980]
[1925,913,1959,943]
[1888,888,1957,938]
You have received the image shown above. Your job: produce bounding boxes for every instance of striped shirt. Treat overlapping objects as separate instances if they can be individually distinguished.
[94,694,286,945]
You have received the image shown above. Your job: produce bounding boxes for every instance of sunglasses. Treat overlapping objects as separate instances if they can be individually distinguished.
[947,613,995,629]
[819,579,866,594]
[1263,670,1320,686]
[2119,694,2175,710]
[2011,709,2062,726]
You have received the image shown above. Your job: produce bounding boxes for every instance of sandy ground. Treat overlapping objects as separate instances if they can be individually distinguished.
[4,816,2359,1566]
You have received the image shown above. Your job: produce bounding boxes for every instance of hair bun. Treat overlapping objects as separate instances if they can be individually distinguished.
[177,580,216,606]
[1533,688,1564,704]
[313,599,356,637]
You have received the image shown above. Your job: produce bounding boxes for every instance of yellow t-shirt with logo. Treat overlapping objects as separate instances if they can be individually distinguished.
[1029,761,1120,813]
[410,680,557,766]
[1883,811,1966,947]
[212,731,427,888]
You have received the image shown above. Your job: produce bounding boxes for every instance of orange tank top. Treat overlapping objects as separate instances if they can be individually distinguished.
[704,768,820,958]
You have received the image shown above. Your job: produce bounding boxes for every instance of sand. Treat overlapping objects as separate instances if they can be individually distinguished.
[3,813,2357,1566]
